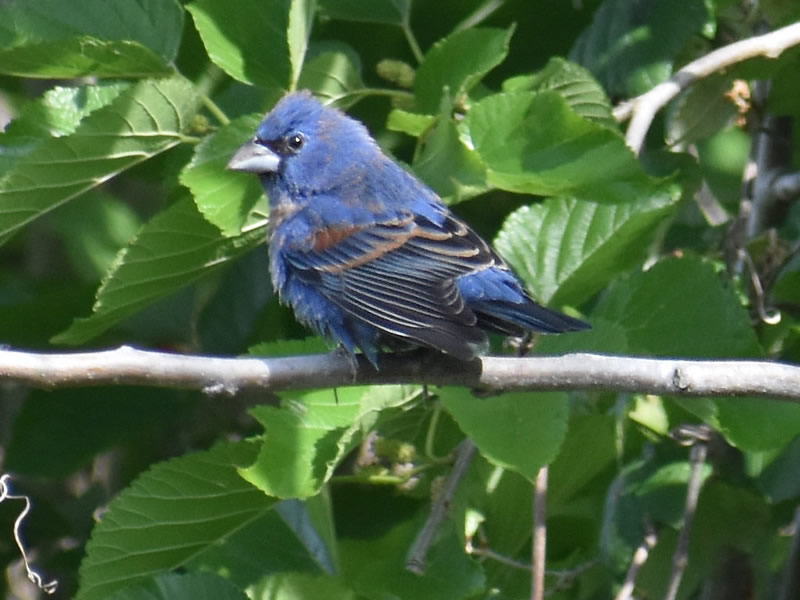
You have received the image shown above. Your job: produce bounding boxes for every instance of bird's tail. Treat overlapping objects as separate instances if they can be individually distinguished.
[471,300,590,336]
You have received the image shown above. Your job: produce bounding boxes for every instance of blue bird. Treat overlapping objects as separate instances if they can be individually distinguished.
[228,91,589,367]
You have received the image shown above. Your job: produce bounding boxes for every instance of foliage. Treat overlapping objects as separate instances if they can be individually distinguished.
[1,0,800,598]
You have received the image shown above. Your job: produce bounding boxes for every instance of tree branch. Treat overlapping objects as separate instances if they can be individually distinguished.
[614,21,800,154]
[0,346,799,401]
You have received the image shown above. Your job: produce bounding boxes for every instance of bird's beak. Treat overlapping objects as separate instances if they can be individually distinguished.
[227,139,281,174]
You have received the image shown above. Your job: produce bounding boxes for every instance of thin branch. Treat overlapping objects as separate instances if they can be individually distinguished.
[614,22,800,153]
[406,440,477,573]
[1,346,800,402]
[663,425,712,600]
[614,525,658,600]
[531,466,548,600]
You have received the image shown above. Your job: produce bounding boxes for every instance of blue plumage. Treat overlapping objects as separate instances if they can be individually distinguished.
[228,91,588,366]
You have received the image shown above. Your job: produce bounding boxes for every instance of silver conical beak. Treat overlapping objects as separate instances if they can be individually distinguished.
[227,139,280,174]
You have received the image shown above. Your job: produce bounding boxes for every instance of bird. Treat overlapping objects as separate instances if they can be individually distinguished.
[228,91,589,368]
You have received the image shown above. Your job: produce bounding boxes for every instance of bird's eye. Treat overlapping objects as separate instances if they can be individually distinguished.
[287,133,305,152]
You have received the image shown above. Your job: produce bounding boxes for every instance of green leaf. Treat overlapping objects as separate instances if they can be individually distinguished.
[181,113,267,236]
[3,82,130,140]
[106,573,248,600]
[340,516,484,600]
[570,0,710,97]
[242,385,420,498]
[317,0,410,25]
[44,191,142,282]
[0,76,201,245]
[297,41,365,107]
[503,57,616,129]
[595,256,800,452]
[0,38,172,79]
[665,74,738,147]
[76,442,275,600]
[251,572,355,600]
[188,0,293,89]
[465,91,671,202]
[439,388,569,481]
[413,101,488,203]
[494,190,680,306]
[386,109,436,137]
[595,256,760,358]
[415,27,514,114]
[0,0,182,78]
[53,197,265,345]
[288,0,316,90]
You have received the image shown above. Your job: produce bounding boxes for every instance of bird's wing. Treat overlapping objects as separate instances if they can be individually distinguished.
[284,210,496,358]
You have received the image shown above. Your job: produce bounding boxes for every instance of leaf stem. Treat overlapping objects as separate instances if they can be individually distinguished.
[402,18,425,63]
[201,95,230,127]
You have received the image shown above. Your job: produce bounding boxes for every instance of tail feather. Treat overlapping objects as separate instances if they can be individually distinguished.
[472,300,590,336]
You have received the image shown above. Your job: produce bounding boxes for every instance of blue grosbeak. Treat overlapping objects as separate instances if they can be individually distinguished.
[228,91,588,367]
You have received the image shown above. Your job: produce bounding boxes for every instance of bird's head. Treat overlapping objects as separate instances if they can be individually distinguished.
[227,91,380,197]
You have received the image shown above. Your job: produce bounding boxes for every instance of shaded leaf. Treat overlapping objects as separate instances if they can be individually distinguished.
[415,27,514,113]
[666,74,738,147]
[76,442,274,600]
[503,57,616,128]
[298,42,364,107]
[439,388,569,481]
[0,76,201,245]
[106,573,247,600]
[570,0,710,97]
[317,0,410,25]
[53,197,265,344]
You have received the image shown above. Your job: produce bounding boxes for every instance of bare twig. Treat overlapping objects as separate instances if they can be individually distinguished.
[0,475,58,595]
[531,466,548,600]
[614,22,800,153]
[406,440,477,573]
[663,425,712,600]
[615,524,658,600]
[0,346,799,401]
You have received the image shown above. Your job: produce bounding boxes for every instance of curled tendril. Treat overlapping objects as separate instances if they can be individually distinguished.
[0,474,58,595]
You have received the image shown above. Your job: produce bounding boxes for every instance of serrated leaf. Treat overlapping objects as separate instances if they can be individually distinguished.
[495,189,679,306]
[439,388,569,481]
[594,256,800,451]
[0,38,172,79]
[0,0,182,58]
[181,113,266,236]
[415,27,514,114]
[76,441,274,600]
[242,385,420,498]
[3,83,130,139]
[317,0,410,25]
[297,41,365,107]
[413,99,488,203]
[188,0,293,89]
[503,57,616,128]
[106,573,248,600]
[465,91,670,202]
[0,0,182,78]
[0,76,201,245]
[53,197,265,345]
[570,0,710,97]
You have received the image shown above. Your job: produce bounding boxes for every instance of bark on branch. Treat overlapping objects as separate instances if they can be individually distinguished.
[0,346,797,402]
